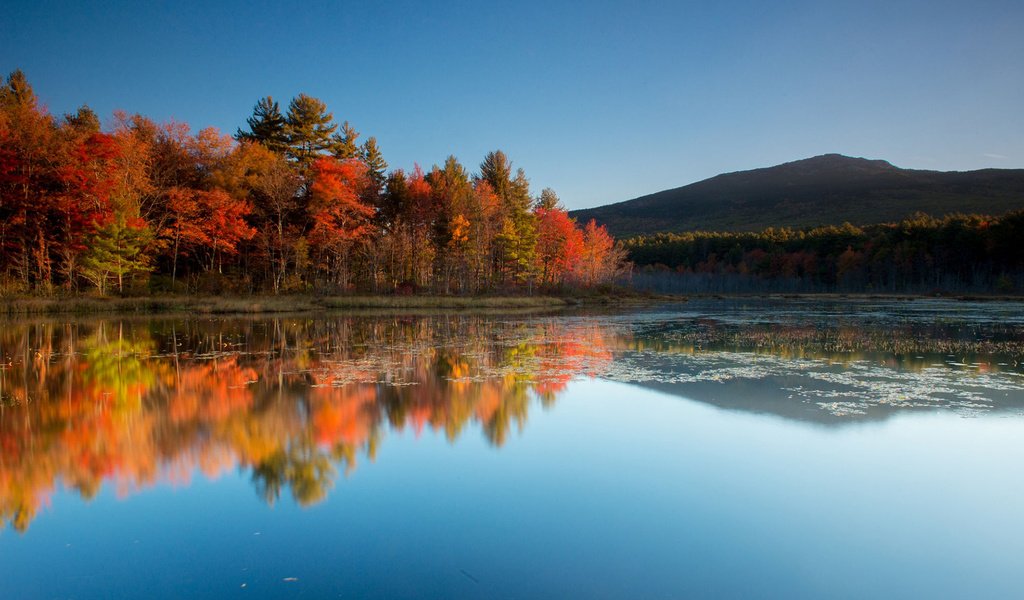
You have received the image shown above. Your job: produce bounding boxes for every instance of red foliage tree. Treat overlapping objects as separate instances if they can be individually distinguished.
[164,187,255,279]
[309,157,375,248]
[54,132,121,287]
[576,219,624,287]
[535,207,584,286]
[308,157,375,287]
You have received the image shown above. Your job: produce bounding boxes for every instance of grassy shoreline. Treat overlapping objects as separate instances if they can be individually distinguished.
[0,293,658,316]
[2,290,1021,316]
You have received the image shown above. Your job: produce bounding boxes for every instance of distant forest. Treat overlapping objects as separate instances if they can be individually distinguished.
[624,212,1024,294]
[0,70,626,296]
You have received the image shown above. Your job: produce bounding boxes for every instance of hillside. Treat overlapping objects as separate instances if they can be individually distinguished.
[571,154,1024,237]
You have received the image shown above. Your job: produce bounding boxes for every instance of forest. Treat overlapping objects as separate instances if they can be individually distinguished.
[0,70,627,296]
[624,212,1024,294]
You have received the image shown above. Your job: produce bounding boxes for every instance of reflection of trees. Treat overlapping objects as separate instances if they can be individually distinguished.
[252,445,336,507]
[634,321,1024,372]
[0,315,616,531]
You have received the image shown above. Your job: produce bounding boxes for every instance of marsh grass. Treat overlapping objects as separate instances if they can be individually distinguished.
[0,294,592,315]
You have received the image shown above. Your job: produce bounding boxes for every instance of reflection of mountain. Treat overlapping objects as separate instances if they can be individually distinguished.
[633,377,904,426]
[610,325,1024,427]
[619,360,1024,426]
[0,316,616,532]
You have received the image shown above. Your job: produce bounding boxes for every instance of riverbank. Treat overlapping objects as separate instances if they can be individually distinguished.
[0,292,665,315]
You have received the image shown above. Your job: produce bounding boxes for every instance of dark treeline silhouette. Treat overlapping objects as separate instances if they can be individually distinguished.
[0,70,626,296]
[624,212,1024,294]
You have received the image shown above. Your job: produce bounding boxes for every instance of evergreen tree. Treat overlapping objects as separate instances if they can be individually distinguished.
[538,188,560,211]
[332,121,360,159]
[63,105,101,134]
[0,69,37,110]
[284,94,337,168]
[440,155,469,187]
[361,136,388,189]
[508,168,538,282]
[236,96,288,153]
[479,150,512,200]
[80,216,154,294]
[379,169,409,228]
[480,151,537,284]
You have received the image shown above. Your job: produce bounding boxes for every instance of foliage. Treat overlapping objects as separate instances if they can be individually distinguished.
[0,70,627,296]
[80,215,154,294]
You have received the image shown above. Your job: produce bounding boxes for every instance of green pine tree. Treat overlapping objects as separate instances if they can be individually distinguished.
[538,188,561,211]
[236,96,289,153]
[479,151,538,286]
[0,69,37,110]
[479,150,513,200]
[509,168,538,283]
[63,105,101,134]
[80,217,154,295]
[361,136,388,189]
[284,94,337,168]
[332,121,361,159]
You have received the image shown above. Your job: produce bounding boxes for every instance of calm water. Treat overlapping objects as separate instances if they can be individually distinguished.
[1,299,1023,599]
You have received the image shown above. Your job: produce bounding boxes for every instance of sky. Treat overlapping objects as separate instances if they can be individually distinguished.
[2,0,1022,210]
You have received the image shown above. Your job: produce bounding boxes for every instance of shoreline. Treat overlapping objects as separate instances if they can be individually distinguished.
[0,293,662,316]
[1,291,1021,316]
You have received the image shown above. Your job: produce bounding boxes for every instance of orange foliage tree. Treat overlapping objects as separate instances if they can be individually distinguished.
[308,157,375,289]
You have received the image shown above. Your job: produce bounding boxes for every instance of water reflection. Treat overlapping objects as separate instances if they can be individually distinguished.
[0,316,615,531]
[607,302,1024,423]
[2,303,1023,532]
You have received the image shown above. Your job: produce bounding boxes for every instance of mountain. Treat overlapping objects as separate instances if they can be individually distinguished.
[570,154,1024,237]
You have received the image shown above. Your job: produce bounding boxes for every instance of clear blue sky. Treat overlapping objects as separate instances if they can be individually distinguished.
[3,0,1021,210]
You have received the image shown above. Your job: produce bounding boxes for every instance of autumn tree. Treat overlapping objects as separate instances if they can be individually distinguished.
[466,180,503,290]
[212,142,301,292]
[307,157,375,288]
[0,71,628,296]
[427,156,474,292]
[162,187,255,281]
[0,70,61,288]
[576,219,628,287]
[53,131,121,288]
[405,165,437,287]
[535,202,584,287]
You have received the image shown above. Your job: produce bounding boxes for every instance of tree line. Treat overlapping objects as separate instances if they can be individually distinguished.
[624,212,1024,294]
[0,70,627,296]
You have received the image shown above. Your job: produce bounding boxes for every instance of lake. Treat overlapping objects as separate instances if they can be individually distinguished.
[1,299,1023,599]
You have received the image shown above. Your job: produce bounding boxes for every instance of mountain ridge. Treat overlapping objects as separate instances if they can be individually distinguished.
[570,154,1024,237]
